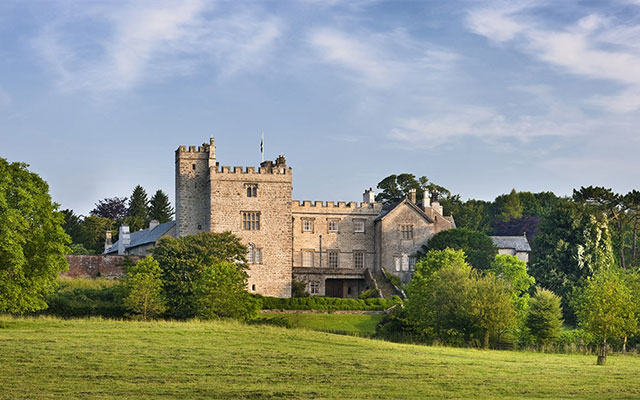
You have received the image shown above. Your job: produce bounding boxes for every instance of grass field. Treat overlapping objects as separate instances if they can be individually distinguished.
[1,316,639,399]
[258,312,384,334]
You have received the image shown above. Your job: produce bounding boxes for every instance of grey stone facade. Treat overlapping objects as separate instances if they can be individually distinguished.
[176,138,454,298]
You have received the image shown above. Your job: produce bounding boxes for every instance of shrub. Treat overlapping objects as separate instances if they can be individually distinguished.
[359,289,380,299]
[248,316,293,329]
[291,280,310,298]
[43,280,127,318]
[526,288,563,347]
[123,256,166,320]
[260,296,400,311]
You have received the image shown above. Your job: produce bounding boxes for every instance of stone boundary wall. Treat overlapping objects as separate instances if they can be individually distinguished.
[63,255,141,279]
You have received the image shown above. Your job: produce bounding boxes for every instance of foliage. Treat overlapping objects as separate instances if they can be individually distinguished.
[68,243,95,255]
[447,198,492,233]
[291,280,310,297]
[248,316,293,329]
[151,232,248,319]
[79,215,114,253]
[148,190,174,223]
[123,256,166,320]
[375,173,449,204]
[493,189,523,222]
[526,288,564,347]
[471,272,518,349]
[0,158,70,313]
[421,228,497,270]
[259,312,384,334]
[491,215,541,240]
[259,295,401,311]
[126,185,150,232]
[42,279,127,318]
[61,209,90,247]
[90,197,128,221]
[359,288,380,299]
[572,267,637,364]
[489,255,535,316]
[194,261,260,321]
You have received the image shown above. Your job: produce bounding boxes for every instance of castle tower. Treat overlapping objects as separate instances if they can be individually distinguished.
[175,138,216,237]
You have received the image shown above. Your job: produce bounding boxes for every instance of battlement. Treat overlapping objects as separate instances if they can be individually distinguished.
[292,200,383,211]
[176,138,216,158]
[177,145,211,153]
[216,165,292,175]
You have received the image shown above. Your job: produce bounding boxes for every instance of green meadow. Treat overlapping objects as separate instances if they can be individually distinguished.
[1,316,639,399]
[258,312,384,334]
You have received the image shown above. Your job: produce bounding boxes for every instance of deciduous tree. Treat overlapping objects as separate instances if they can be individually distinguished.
[0,158,69,313]
[123,256,166,320]
[90,197,128,221]
[422,228,497,271]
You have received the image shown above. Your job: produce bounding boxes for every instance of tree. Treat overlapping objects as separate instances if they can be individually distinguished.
[149,190,174,223]
[375,173,449,205]
[448,199,492,233]
[151,232,248,319]
[123,256,166,320]
[491,215,541,242]
[90,197,128,221]
[493,189,524,222]
[573,268,637,365]
[526,288,563,348]
[127,185,149,232]
[194,261,260,320]
[422,228,497,270]
[489,255,535,317]
[472,272,517,349]
[79,215,114,254]
[60,209,90,246]
[0,158,70,313]
[405,249,476,345]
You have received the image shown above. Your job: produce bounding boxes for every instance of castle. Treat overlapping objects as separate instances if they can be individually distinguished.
[175,138,455,298]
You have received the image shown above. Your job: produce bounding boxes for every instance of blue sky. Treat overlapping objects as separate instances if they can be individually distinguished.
[2,0,640,215]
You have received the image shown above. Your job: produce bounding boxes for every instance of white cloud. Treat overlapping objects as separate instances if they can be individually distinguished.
[588,87,640,113]
[308,28,459,89]
[466,4,640,111]
[32,1,282,93]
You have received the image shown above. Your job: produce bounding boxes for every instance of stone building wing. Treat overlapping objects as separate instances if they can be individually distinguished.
[104,221,176,256]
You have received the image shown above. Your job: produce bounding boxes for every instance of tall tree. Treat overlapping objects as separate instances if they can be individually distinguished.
[123,255,166,320]
[489,255,535,318]
[447,198,492,233]
[148,190,174,223]
[0,158,70,313]
[60,209,90,246]
[493,189,524,222]
[90,197,128,221]
[79,216,114,253]
[573,268,637,365]
[127,185,149,232]
[472,272,517,349]
[526,288,563,348]
[375,173,449,205]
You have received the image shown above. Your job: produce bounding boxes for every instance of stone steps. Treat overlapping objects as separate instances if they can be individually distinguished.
[373,273,403,299]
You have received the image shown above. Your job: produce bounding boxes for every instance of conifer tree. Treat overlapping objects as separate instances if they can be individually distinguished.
[149,190,174,223]
[127,185,149,232]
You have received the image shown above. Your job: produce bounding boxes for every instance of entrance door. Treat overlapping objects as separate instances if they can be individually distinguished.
[325,279,343,298]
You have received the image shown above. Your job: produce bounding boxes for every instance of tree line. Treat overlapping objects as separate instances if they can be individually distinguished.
[62,185,174,254]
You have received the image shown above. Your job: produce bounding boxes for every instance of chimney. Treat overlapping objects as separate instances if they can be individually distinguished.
[363,188,376,203]
[408,188,416,204]
[422,188,431,208]
[149,220,160,230]
[104,230,112,252]
[432,201,443,216]
[117,224,130,255]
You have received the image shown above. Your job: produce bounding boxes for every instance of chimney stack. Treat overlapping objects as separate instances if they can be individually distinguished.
[104,230,112,252]
[408,188,416,204]
[422,188,431,208]
[363,188,376,203]
[149,220,160,230]
[117,224,130,255]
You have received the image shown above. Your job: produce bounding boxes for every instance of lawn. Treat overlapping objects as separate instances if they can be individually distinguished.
[1,316,639,399]
[258,312,384,334]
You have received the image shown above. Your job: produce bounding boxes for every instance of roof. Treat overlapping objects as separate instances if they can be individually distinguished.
[490,235,531,252]
[104,221,176,254]
[375,198,435,223]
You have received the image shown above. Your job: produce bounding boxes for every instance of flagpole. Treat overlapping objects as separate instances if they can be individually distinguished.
[261,131,264,163]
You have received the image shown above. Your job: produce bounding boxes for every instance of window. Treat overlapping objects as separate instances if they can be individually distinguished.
[328,250,339,268]
[242,212,260,230]
[409,256,417,271]
[245,183,258,197]
[394,256,401,271]
[328,219,339,233]
[247,244,262,264]
[309,281,319,294]
[402,254,409,271]
[302,218,314,232]
[353,251,364,269]
[192,163,196,170]
[247,244,254,264]
[251,284,256,291]
[401,224,413,239]
[353,219,365,233]
[302,251,314,267]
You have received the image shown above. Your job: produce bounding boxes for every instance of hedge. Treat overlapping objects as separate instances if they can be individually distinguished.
[258,295,401,311]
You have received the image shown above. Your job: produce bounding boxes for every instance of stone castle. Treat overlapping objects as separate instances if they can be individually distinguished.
[176,138,455,298]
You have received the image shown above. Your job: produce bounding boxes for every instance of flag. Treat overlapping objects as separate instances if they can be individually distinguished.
[260,131,264,162]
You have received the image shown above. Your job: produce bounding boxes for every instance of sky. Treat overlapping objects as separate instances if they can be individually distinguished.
[2,0,640,215]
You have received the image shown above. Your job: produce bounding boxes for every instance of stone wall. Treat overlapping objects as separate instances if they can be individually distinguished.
[63,255,140,278]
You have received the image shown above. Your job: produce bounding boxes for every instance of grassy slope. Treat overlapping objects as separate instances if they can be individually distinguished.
[259,312,384,334]
[1,316,639,399]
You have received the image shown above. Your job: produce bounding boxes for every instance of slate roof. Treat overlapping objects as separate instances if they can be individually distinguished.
[104,221,176,254]
[374,198,434,223]
[490,235,531,252]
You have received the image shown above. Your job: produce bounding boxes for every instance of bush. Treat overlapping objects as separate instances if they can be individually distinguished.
[359,289,380,299]
[43,279,127,318]
[248,316,293,329]
[259,296,401,311]
[291,280,310,298]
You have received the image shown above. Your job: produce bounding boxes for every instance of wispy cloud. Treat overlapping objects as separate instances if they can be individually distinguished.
[465,2,640,112]
[32,0,282,94]
[308,28,459,89]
